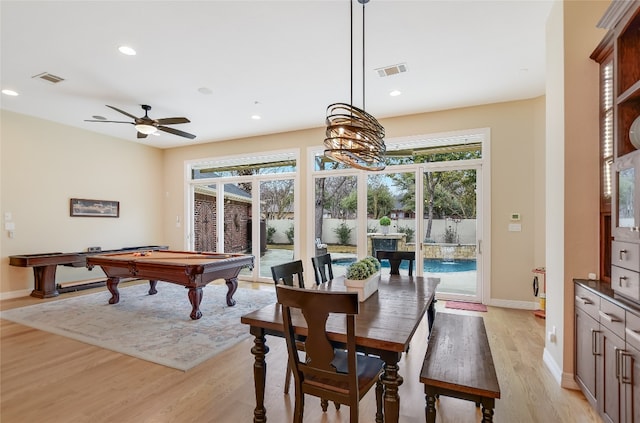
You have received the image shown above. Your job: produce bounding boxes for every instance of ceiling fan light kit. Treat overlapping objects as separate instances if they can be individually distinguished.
[134,124,158,135]
[324,0,386,171]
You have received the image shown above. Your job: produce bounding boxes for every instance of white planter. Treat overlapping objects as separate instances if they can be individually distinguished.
[381,226,389,235]
[344,271,381,302]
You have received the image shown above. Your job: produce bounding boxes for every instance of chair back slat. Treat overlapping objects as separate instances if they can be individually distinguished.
[271,260,305,288]
[311,253,334,285]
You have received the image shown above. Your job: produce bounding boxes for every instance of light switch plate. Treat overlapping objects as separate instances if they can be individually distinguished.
[508,223,521,232]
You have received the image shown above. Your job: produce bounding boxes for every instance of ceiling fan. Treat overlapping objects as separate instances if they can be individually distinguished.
[85,104,196,139]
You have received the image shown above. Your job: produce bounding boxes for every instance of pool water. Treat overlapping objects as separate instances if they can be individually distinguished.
[333,258,477,273]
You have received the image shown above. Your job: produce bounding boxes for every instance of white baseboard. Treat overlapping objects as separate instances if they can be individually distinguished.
[488,298,537,310]
[0,289,31,301]
[543,347,562,385]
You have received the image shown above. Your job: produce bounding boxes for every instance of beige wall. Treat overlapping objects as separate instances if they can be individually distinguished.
[560,0,609,386]
[1,110,165,297]
[164,98,545,305]
[2,97,546,304]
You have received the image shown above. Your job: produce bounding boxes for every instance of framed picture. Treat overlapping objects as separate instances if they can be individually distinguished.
[70,198,119,218]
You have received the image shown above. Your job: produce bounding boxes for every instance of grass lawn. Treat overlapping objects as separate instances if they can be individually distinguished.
[267,244,356,254]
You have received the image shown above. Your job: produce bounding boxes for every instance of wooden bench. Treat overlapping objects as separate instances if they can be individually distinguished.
[420,313,501,422]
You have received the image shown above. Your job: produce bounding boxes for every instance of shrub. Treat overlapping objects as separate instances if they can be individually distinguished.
[334,222,353,245]
[397,225,415,243]
[266,226,276,244]
[442,225,458,244]
[285,225,294,244]
[379,216,391,226]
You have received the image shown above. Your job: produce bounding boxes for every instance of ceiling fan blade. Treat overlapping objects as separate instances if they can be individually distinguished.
[156,117,190,125]
[106,105,139,120]
[84,120,133,124]
[137,131,148,139]
[157,125,196,139]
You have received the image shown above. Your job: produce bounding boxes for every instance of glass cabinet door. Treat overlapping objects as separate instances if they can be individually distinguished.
[612,150,640,241]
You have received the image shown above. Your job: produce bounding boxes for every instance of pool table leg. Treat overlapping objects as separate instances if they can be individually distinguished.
[225,277,238,306]
[148,280,158,295]
[188,287,203,320]
[106,277,121,304]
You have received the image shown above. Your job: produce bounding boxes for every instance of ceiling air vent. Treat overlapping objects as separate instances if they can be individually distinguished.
[376,63,408,78]
[32,72,65,84]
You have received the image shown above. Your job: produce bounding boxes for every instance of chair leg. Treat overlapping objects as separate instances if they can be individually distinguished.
[293,388,304,423]
[284,366,291,394]
[321,398,329,412]
[375,379,384,423]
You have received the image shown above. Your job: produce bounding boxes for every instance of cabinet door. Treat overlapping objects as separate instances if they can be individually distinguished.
[612,151,640,241]
[601,325,626,423]
[576,308,599,406]
[622,343,639,423]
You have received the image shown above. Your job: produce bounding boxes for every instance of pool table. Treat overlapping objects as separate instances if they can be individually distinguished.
[86,250,254,320]
[9,245,168,298]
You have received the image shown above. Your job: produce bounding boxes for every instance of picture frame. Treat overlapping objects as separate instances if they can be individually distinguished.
[70,198,119,218]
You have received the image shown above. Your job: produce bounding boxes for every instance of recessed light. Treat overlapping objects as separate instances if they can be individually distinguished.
[389,90,402,97]
[118,45,136,56]
[251,115,261,120]
[2,89,19,96]
[198,87,213,95]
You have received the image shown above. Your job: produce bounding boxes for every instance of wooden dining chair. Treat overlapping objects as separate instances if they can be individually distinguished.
[276,284,384,423]
[271,260,305,288]
[376,250,415,276]
[311,253,334,285]
[271,259,307,395]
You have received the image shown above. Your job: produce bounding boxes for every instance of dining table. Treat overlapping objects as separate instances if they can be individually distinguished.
[240,274,439,423]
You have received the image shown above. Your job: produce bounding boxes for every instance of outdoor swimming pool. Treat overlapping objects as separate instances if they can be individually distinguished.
[333,257,477,273]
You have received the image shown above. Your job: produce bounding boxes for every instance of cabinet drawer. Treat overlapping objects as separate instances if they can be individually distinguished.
[599,298,626,338]
[612,241,640,272]
[575,285,600,319]
[611,265,640,302]
[627,311,640,351]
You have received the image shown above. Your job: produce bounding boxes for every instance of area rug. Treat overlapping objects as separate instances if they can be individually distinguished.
[0,282,276,371]
[445,300,487,312]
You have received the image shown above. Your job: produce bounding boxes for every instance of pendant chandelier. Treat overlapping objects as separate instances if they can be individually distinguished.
[324,0,386,171]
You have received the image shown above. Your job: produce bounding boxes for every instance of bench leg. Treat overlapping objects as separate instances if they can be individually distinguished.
[425,393,437,423]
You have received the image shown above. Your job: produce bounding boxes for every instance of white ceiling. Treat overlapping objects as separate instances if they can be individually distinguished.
[1,0,554,149]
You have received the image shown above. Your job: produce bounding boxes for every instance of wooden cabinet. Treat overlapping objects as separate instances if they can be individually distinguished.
[575,307,599,406]
[626,311,640,423]
[574,280,640,423]
[599,299,626,423]
[607,2,640,159]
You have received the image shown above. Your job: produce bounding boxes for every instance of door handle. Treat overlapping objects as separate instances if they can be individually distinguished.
[620,351,632,384]
[619,249,627,260]
[625,327,640,343]
[575,296,592,305]
[591,329,601,356]
[598,310,621,323]
[618,275,628,287]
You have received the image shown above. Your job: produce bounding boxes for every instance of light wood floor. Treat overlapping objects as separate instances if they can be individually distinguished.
[1,281,601,423]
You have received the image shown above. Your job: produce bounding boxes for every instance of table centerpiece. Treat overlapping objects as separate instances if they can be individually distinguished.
[344,256,381,302]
